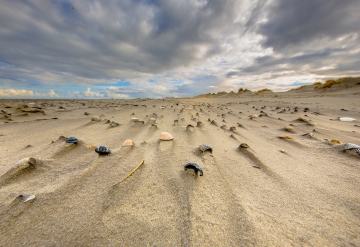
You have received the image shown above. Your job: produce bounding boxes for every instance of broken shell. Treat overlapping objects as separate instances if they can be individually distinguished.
[24,194,36,203]
[339,117,356,122]
[122,139,134,146]
[230,126,236,131]
[91,116,100,121]
[110,121,120,127]
[95,146,111,155]
[343,143,360,156]
[239,143,249,149]
[285,126,294,131]
[330,139,342,144]
[15,157,36,170]
[279,136,295,140]
[184,163,203,176]
[249,114,258,119]
[149,118,156,124]
[186,124,194,130]
[66,136,78,144]
[174,120,178,124]
[131,117,139,122]
[199,144,212,153]
[160,132,174,141]
[196,121,203,127]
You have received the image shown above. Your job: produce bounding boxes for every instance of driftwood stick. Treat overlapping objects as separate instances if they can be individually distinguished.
[112,160,144,186]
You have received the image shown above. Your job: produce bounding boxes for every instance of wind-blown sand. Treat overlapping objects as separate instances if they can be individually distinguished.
[0,88,360,246]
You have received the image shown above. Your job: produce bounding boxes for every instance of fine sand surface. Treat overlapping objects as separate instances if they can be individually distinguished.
[0,92,360,246]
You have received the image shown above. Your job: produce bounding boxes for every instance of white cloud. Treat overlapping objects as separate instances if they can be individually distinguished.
[84,88,105,98]
[48,89,58,97]
[0,88,34,96]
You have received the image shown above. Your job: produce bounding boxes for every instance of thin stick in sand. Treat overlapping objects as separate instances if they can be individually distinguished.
[112,160,145,186]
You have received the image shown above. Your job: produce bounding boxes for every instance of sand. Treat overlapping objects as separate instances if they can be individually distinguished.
[0,90,360,246]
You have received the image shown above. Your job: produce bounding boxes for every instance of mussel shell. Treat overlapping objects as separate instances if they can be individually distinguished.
[95,145,111,155]
[239,143,249,149]
[66,136,78,144]
[199,144,212,153]
[184,163,203,176]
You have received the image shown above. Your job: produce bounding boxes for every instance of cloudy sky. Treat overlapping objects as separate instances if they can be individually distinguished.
[1,0,359,99]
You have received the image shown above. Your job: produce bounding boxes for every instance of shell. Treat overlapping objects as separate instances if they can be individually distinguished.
[184,163,203,176]
[285,126,294,131]
[279,135,294,140]
[330,139,342,144]
[343,143,360,156]
[111,121,120,127]
[230,126,236,131]
[122,139,134,146]
[15,158,33,170]
[131,117,139,122]
[239,143,249,149]
[160,132,174,141]
[95,145,111,155]
[24,194,36,203]
[339,117,356,122]
[66,136,78,144]
[91,116,100,121]
[149,118,156,124]
[199,144,212,153]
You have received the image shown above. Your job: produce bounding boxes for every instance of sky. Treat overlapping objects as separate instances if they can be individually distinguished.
[0,0,360,99]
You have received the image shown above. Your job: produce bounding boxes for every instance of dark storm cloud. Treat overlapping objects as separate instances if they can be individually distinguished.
[228,46,360,78]
[257,0,360,50]
[0,0,241,85]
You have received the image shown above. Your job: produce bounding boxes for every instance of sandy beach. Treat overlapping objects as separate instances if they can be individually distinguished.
[0,84,360,246]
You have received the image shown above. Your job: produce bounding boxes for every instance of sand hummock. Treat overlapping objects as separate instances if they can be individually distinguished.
[0,88,360,246]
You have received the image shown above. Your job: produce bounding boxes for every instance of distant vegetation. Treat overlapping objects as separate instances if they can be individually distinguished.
[238,88,251,93]
[255,88,272,95]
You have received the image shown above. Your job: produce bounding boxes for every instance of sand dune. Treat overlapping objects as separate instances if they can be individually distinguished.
[0,92,360,246]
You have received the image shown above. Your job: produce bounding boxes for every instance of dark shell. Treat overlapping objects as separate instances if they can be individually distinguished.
[95,145,111,155]
[199,144,212,153]
[66,136,78,144]
[343,143,360,156]
[184,163,203,176]
[239,143,249,149]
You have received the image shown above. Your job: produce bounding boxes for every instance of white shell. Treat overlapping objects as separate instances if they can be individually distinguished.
[339,117,356,121]
[131,117,139,122]
[149,118,156,124]
[24,195,36,202]
[15,158,31,170]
